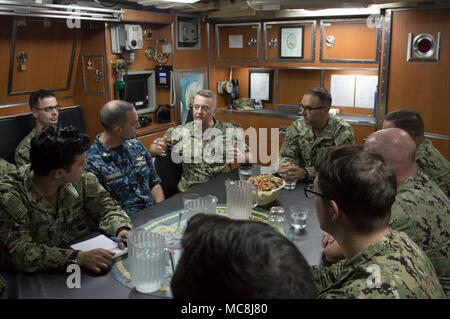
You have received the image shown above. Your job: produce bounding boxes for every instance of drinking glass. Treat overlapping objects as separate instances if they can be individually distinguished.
[238,166,253,181]
[289,205,309,231]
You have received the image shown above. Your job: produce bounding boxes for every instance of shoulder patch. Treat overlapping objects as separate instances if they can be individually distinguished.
[1,192,27,220]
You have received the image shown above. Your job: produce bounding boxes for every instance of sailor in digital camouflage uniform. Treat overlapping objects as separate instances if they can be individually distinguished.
[0,158,15,176]
[384,108,449,197]
[365,128,450,296]
[15,89,60,168]
[323,129,450,296]
[278,87,355,182]
[15,90,59,168]
[0,126,132,274]
[150,89,250,192]
[310,145,445,298]
[86,100,164,216]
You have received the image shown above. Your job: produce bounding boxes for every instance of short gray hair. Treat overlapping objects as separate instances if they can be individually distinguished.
[196,89,217,107]
[99,100,135,132]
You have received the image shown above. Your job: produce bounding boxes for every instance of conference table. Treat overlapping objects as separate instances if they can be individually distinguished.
[0,167,323,299]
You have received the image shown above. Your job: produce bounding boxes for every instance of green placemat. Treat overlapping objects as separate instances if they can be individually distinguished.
[111,205,269,297]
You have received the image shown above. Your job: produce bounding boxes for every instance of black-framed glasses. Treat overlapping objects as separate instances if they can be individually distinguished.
[304,183,333,200]
[304,183,349,214]
[298,104,328,113]
[36,105,60,113]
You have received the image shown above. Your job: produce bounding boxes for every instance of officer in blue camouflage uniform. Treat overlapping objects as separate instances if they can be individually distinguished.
[151,89,250,192]
[310,145,445,298]
[277,87,355,182]
[383,108,449,197]
[0,158,15,176]
[86,100,164,215]
[0,126,132,274]
[15,89,60,168]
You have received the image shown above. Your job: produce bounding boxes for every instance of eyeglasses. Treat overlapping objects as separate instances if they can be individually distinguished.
[36,105,60,112]
[304,183,349,214]
[298,104,328,113]
[193,104,212,112]
[304,183,333,200]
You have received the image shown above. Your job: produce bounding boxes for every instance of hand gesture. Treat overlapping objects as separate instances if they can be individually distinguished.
[155,136,167,157]
[76,249,116,274]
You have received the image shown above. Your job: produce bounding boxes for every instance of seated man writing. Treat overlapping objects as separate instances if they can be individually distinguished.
[171,213,316,299]
[277,87,355,182]
[86,100,164,215]
[0,126,132,274]
[150,89,250,192]
[311,145,444,298]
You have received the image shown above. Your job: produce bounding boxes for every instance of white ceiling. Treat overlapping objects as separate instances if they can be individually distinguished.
[125,0,441,20]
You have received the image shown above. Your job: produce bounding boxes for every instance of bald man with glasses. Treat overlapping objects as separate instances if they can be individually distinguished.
[15,89,60,167]
[277,87,355,182]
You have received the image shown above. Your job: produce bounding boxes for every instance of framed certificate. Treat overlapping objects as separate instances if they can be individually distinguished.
[280,27,303,58]
[249,69,273,103]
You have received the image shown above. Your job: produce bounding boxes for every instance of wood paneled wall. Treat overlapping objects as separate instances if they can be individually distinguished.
[278,69,321,106]
[322,21,377,60]
[387,8,450,159]
[0,17,77,116]
[73,21,109,143]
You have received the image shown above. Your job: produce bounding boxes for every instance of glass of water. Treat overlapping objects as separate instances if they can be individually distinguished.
[238,166,253,181]
[289,205,309,232]
[282,173,298,191]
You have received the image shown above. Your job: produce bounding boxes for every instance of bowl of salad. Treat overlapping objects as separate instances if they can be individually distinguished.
[247,174,285,206]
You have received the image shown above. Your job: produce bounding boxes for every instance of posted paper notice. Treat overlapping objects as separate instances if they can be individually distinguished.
[355,75,378,109]
[330,74,355,107]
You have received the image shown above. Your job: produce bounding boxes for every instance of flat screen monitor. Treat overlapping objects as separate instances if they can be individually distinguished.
[124,70,156,114]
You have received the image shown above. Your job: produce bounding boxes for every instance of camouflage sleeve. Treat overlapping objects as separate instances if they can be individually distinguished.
[279,122,302,166]
[311,263,344,293]
[14,146,28,168]
[0,159,16,176]
[82,172,133,236]
[143,146,161,189]
[0,190,72,272]
[334,125,356,146]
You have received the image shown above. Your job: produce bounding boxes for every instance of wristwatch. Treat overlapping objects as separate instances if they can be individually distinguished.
[66,250,80,266]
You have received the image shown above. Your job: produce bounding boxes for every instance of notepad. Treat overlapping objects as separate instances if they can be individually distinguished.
[71,234,128,258]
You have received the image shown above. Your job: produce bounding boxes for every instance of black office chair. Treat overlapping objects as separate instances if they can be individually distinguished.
[0,106,86,165]
[154,151,183,199]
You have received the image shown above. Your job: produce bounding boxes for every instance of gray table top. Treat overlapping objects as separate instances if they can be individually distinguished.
[0,167,323,299]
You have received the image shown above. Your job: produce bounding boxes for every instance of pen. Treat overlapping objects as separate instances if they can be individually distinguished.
[110,237,127,243]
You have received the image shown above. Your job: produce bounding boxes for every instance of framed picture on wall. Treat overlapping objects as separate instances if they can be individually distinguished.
[174,68,207,125]
[280,27,303,58]
[249,69,273,103]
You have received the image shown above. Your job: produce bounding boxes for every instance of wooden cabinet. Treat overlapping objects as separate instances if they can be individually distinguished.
[215,23,260,61]
[351,124,375,145]
[320,19,380,63]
